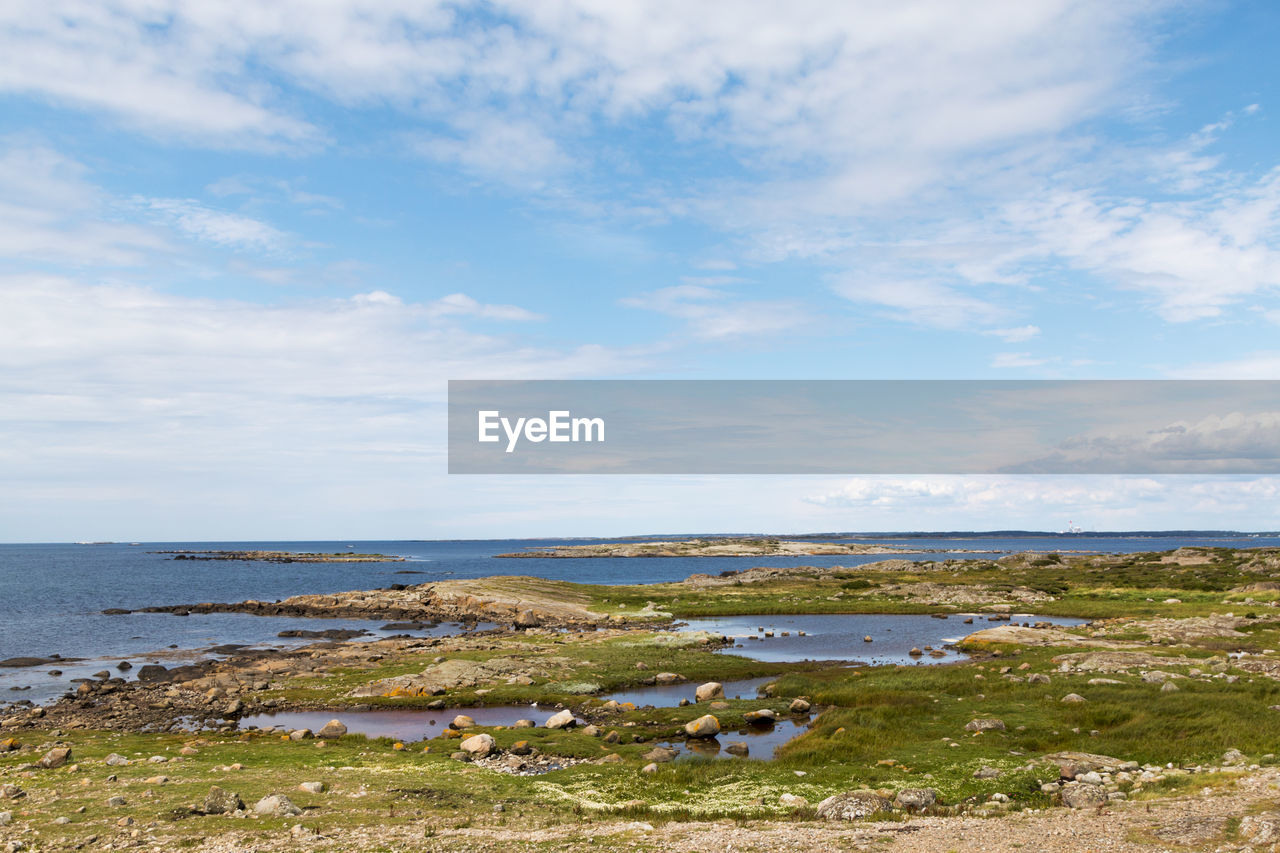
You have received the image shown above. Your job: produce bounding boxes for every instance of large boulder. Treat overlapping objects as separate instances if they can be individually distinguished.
[545,709,576,729]
[695,682,724,702]
[816,791,892,820]
[789,698,812,714]
[684,714,721,738]
[964,718,1005,733]
[203,786,244,815]
[894,788,938,811]
[1060,782,1107,809]
[460,733,495,757]
[654,672,684,685]
[316,719,347,738]
[743,709,777,724]
[253,794,302,817]
[37,747,71,769]
[451,714,476,729]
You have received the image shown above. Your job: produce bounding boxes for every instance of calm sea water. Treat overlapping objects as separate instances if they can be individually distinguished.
[2,534,1276,694]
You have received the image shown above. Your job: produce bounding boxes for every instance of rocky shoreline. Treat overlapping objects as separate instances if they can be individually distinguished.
[154,550,405,563]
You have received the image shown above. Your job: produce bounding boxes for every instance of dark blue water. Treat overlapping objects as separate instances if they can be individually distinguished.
[2,534,1276,685]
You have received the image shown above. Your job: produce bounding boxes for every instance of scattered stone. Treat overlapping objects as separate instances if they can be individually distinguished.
[582,724,601,737]
[254,794,303,817]
[514,719,536,728]
[816,790,891,820]
[452,714,476,729]
[779,793,809,808]
[643,746,678,763]
[684,714,720,738]
[641,762,658,774]
[298,782,325,794]
[106,796,127,807]
[289,729,312,741]
[1028,673,1051,684]
[743,709,777,724]
[1061,693,1087,704]
[0,785,24,800]
[1161,681,1179,693]
[789,698,812,714]
[203,786,244,815]
[1223,748,1246,766]
[725,741,749,756]
[654,672,683,685]
[104,753,130,766]
[973,766,1001,779]
[510,740,532,755]
[143,775,168,785]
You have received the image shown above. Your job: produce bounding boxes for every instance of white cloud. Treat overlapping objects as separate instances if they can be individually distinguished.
[141,198,290,253]
[1003,170,1280,322]
[804,475,1280,529]
[621,283,808,339]
[0,142,168,265]
[832,275,1009,329]
[985,325,1041,343]
[991,352,1048,369]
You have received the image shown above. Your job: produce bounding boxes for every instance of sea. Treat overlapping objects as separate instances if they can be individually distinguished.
[2,533,1277,703]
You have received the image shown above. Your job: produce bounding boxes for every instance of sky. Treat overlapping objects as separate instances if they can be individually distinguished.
[2,0,1280,540]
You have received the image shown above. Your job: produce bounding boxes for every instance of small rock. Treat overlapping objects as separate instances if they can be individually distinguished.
[0,785,22,801]
[654,672,683,685]
[779,793,808,808]
[510,740,532,755]
[452,714,476,729]
[1028,673,1051,684]
[1161,681,1179,693]
[1223,748,1246,766]
[107,796,127,807]
[641,762,659,774]
[514,719,536,728]
[298,782,325,794]
[789,698,812,714]
[582,724,601,737]
[1061,693,1087,704]
[725,741,749,757]
[973,766,1001,779]
[288,729,311,741]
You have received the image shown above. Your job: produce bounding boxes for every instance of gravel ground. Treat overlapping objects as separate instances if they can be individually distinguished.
[166,768,1280,853]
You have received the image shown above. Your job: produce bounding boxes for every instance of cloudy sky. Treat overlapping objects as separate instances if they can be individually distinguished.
[2,1,1280,540]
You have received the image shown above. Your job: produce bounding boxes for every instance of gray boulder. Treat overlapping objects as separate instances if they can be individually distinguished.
[816,791,891,820]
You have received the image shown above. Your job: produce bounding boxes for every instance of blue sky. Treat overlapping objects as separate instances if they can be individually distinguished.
[2,1,1280,540]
